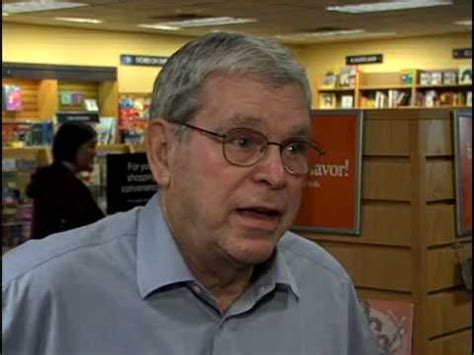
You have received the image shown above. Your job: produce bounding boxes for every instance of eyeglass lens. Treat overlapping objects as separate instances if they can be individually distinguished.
[222,128,321,174]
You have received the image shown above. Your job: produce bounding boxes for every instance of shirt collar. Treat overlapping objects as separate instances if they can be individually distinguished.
[136,192,300,299]
[136,193,194,298]
[260,243,300,299]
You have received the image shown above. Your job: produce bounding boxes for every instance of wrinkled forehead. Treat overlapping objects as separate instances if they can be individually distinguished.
[196,73,311,137]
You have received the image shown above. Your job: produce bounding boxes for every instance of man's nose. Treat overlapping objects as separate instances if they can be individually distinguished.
[252,144,287,189]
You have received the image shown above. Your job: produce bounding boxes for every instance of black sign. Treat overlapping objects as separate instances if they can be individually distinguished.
[56,111,99,123]
[120,54,169,67]
[346,54,383,65]
[453,48,472,59]
[106,153,158,214]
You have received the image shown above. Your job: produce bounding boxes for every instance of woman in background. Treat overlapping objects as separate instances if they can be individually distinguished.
[26,121,105,239]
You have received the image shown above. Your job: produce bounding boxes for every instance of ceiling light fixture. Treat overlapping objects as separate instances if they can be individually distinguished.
[454,20,472,26]
[2,1,87,14]
[275,31,396,42]
[139,16,257,30]
[276,29,366,39]
[327,1,452,14]
[138,24,180,31]
[55,17,102,24]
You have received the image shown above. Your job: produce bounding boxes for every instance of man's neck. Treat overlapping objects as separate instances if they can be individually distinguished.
[161,196,255,312]
[180,246,254,312]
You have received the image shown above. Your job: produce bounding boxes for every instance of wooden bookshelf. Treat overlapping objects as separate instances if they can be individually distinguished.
[302,108,472,355]
[316,68,472,110]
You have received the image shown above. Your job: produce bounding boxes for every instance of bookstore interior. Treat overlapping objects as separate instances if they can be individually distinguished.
[1,1,472,354]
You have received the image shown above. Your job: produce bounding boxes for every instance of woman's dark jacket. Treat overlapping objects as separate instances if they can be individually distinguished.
[26,162,105,239]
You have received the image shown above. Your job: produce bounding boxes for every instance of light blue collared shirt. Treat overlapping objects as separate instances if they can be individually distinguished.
[3,193,378,355]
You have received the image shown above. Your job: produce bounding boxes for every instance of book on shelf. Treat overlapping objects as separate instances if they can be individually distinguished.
[400,69,415,85]
[339,66,357,88]
[430,71,442,85]
[84,98,99,112]
[439,92,455,106]
[459,65,472,84]
[60,91,84,106]
[442,70,457,85]
[25,121,54,146]
[319,93,336,109]
[3,85,23,112]
[322,71,338,88]
[340,95,354,109]
[95,117,117,145]
[387,90,410,108]
[467,91,472,107]
[419,72,431,85]
[375,91,388,108]
[424,90,439,107]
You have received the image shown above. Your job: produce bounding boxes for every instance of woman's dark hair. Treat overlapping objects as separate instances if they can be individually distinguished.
[52,122,97,163]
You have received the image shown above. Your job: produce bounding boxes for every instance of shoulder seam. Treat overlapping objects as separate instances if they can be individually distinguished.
[280,242,350,283]
[3,232,135,289]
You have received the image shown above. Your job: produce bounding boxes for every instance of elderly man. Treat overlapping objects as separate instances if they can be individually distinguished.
[3,32,378,354]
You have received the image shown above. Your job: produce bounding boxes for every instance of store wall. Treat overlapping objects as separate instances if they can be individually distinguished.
[295,32,471,106]
[3,23,193,93]
[3,23,472,100]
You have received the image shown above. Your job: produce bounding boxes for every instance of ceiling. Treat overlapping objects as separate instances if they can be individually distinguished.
[2,0,472,44]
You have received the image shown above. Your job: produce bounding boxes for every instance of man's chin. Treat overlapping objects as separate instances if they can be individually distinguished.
[227,240,278,266]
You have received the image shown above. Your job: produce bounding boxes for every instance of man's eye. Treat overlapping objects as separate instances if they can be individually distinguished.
[226,130,262,149]
[229,135,255,148]
[286,141,309,154]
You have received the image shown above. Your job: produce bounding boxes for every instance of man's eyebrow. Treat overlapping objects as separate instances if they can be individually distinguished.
[285,126,312,140]
[227,115,265,128]
[219,114,312,139]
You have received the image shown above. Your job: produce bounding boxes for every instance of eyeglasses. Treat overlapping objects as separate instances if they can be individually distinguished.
[169,121,324,176]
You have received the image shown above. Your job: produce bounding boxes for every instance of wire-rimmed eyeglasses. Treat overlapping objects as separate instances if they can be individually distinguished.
[169,121,324,176]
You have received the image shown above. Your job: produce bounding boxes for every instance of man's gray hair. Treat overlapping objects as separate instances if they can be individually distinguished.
[149,32,312,123]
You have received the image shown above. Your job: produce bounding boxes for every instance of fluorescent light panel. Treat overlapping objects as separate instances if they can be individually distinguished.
[327,1,452,14]
[454,20,472,26]
[276,29,366,40]
[138,24,180,31]
[276,31,396,41]
[55,17,102,24]
[2,1,87,14]
[139,16,257,30]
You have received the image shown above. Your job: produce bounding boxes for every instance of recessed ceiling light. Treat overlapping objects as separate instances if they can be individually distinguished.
[2,1,87,14]
[138,24,180,31]
[454,20,472,26]
[139,16,256,30]
[327,1,452,14]
[55,17,102,24]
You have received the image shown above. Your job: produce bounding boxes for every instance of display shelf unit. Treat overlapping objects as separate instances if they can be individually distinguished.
[301,108,472,355]
[358,71,415,109]
[316,67,359,109]
[118,92,151,144]
[2,62,119,124]
[3,144,143,166]
[316,68,472,110]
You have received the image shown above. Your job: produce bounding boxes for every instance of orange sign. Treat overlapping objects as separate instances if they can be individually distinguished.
[454,109,472,236]
[293,110,363,234]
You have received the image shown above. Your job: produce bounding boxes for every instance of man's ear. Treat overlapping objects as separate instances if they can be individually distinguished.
[147,119,173,187]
